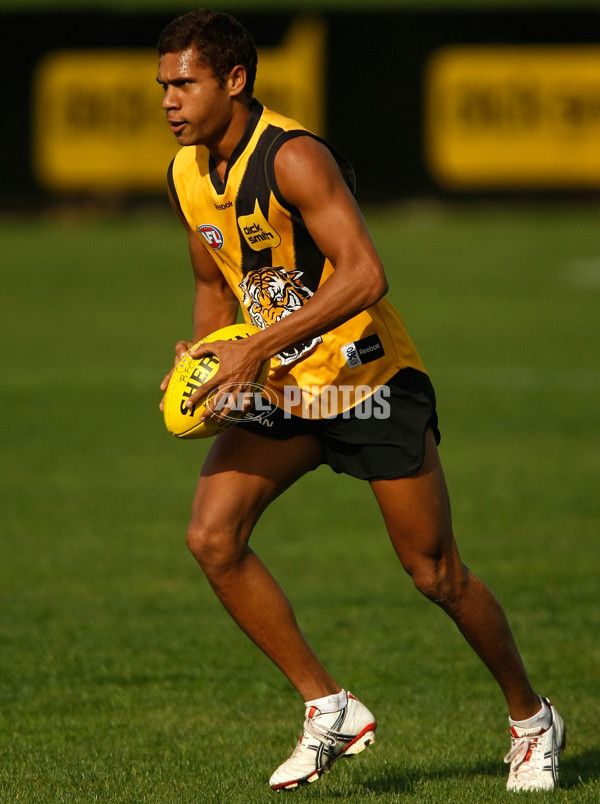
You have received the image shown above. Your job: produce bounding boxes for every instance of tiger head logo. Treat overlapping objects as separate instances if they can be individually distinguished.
[239,267,313,327]
[239,267,321,366]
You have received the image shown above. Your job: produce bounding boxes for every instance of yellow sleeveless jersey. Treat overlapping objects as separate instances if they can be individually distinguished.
[168,100,426,417]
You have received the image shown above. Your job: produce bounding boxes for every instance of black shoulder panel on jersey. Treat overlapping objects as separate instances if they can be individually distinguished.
[261,128,331,293]
[264,130,357,221]
[167,158,184,219]
[235,124,279,274]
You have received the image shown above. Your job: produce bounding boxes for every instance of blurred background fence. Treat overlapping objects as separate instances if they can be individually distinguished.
[3,3,600,208]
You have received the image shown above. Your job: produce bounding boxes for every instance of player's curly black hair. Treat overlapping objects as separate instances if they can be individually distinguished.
[157,9,257,97]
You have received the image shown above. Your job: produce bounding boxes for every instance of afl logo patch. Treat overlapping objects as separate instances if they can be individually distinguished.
[198,224,224,250]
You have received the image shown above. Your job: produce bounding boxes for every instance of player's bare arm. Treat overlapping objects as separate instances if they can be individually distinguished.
[159,188,238,409]
[187,137,389,408]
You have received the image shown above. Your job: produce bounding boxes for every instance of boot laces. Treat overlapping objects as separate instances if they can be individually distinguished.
[303,714,338,747]
[504,733,540,780]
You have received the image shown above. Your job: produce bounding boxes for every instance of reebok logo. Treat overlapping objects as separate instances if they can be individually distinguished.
[342,334,385,368]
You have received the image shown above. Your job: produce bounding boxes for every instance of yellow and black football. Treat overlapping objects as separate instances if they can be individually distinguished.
[163,323,269,439]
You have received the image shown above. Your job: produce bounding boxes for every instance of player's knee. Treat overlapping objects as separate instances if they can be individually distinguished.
[185,520,212,563]
[410,556,467,611]
[185,518,244,576]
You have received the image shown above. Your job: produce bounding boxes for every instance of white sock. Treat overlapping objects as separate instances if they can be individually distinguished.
[509,696,551,732]
[304,689,348,714]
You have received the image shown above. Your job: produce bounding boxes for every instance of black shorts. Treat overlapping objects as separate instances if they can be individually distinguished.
[237,368,440,481]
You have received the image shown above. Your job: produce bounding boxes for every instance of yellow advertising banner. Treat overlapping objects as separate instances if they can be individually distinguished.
[426,46,600,189]
[34,49,175,192]
[33,17,325,192]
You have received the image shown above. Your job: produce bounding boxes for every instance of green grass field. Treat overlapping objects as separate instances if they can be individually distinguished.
[1,204,599,803]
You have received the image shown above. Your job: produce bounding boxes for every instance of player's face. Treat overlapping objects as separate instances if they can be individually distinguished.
[157,48,233,148]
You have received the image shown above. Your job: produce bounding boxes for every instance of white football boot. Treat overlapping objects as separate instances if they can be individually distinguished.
[269,693,377,791]
[504,698,566,791]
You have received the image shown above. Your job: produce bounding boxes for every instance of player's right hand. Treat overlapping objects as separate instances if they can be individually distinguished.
[159,340,191,410]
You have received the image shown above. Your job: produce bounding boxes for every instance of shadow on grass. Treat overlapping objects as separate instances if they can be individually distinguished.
[560,748,600,790]
[353,757,503,796]
[345,748,599,795]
